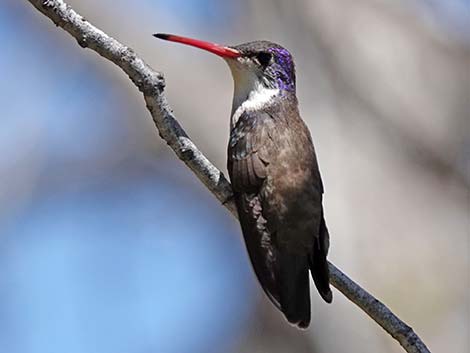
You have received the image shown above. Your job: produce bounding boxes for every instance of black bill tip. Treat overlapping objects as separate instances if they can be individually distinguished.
[153,33,170,40]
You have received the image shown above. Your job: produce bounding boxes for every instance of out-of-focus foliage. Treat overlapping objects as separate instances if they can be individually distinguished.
[0,0,468,352]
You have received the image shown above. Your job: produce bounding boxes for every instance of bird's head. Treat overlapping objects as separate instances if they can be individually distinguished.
[154,34,296,117]
[227,40,296,94]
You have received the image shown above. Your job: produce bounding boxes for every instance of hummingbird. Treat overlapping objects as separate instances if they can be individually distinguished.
[154,33,332,328]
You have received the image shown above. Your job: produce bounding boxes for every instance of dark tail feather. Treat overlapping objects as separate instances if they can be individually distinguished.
[310,217,333,303]
[279,251,311,328]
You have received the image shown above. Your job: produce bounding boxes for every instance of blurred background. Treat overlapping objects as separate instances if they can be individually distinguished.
[1,0,469,352]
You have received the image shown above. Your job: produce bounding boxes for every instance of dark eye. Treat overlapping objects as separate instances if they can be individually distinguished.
[256,52,272,66]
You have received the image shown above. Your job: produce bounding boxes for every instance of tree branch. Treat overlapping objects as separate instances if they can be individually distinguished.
[26,1,431,352]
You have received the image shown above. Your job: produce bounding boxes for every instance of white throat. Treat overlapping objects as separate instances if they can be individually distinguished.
[228,61,279,127]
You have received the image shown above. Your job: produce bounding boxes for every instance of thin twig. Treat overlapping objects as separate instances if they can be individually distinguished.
[26,1,431,352]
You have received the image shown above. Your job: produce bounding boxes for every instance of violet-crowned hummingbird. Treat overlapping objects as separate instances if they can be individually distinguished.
[153,33,332,328]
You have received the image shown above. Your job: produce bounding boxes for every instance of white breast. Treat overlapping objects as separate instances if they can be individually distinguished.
[231,84,278,126]
[227,59,279,127]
